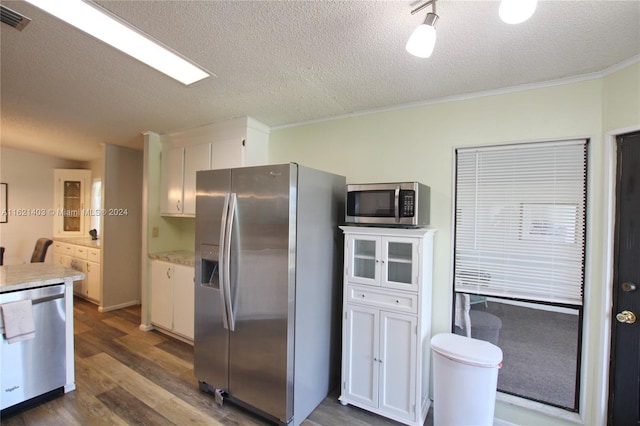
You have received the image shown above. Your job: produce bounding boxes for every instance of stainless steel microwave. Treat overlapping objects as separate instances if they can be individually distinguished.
[346,182,430,227]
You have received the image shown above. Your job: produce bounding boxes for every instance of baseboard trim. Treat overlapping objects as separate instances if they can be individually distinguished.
[494,419,519,426]
[151,325,194,345]
[98,299,140,313]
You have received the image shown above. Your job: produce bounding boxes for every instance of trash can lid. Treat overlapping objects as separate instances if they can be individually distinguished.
[431,333,503,367]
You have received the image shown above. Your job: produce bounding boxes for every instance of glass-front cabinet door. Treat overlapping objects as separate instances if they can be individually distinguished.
[381,237,419,291]
[54,169,91,237]
[63,180,82,232]
[347,234,420,291]
[347,235,380,286]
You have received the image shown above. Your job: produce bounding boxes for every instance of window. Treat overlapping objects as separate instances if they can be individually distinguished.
[91,179,102,235]
[453,139,587,411]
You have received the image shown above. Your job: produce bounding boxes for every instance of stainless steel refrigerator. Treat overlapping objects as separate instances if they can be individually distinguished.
[194,163,345,425]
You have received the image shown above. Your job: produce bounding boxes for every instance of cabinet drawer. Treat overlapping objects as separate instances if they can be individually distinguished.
[347,284,418,314]
[87,248,100,263]
[74,245,88,260]
[54,242,75,256]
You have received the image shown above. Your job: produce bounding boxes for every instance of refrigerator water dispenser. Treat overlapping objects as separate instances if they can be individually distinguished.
[200,244,219,289]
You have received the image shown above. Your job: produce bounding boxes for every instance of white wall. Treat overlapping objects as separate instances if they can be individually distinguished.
[101,143,143,310]
[268,63,640,426]
[0,147,83,264]
[145,134,196,255]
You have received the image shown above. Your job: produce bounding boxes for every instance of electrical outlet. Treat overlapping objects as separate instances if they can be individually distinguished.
[152,227,159,238]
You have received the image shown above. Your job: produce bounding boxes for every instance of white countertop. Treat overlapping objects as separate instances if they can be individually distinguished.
[0,263,85,293]
[53,237,101,249]
[148,250,195,267]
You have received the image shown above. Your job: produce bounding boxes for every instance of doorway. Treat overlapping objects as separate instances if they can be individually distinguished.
[608,130,640,425]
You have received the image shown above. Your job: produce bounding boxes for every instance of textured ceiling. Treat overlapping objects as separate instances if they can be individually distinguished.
[1,0,639,161]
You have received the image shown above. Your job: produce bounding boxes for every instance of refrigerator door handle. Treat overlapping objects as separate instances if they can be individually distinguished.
[218,193,230,330]
[224,192,237,331]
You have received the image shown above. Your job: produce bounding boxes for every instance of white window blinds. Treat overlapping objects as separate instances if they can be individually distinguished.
[454,140,587,306]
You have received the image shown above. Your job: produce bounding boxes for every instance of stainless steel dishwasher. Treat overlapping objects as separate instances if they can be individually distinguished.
[1,283,66,411]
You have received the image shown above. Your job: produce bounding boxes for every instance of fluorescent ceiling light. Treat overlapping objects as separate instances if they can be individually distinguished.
[24,0,210,85]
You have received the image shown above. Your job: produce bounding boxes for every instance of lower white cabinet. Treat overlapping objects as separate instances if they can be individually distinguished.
[342,300,419,423]
[150,260,194,340]
[86,260,101,302]
[339,226,435,426]
[52,241,101,303]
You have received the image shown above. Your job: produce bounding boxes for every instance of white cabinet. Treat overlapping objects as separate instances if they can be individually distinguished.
[86,260,101,301]
[150,260,194,340]
[53,169,91,237]
[160,147,184,215]
[53,241,101,303]
[160,144,212,216]
[346,235,421,292]
[210,122,268,170]
[172,265,195,338]
[159,117,269,217]
[183,143,211,215]
[339,226,435,426]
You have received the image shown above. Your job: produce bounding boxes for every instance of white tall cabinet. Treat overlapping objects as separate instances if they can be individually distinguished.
[339,226,435,426]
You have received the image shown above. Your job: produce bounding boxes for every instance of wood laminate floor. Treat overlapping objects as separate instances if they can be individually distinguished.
[1,297,433,426]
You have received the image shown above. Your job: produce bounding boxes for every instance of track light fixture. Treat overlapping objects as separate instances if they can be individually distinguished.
[406,0,439,58]
[406,0,539,58]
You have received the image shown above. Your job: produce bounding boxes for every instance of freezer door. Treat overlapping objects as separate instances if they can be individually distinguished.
[194,169,231,389]
[227,163,296,423]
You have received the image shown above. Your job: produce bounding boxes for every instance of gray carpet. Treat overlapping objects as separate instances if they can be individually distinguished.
[459,301,580,410]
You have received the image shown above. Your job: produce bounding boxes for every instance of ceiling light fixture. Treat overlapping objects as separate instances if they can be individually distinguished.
[24,0,210,85]
[406,0,439,59]
[499,0,538,24]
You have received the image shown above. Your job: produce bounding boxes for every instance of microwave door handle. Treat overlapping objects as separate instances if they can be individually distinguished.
[394,186,400,223]
[218,193,230,330]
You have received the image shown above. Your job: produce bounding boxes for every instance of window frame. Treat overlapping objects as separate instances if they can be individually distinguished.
[451,139,588,412]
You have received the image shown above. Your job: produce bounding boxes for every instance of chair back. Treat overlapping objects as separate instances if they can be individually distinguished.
[31,238,53,263]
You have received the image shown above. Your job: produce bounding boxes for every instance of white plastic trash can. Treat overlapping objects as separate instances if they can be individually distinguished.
[431,333,503,426]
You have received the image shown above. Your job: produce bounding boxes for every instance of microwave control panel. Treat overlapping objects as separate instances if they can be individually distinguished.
[400,191,415,217]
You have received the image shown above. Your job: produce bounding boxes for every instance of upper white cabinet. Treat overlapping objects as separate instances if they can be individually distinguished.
[160,144,211,216]
[53,169,91,237]
[345,234,421,292]
[183,143,211,214]
[160,117,269,217]
[160,147,185,215]
[210,121,269,170]
[339,226,435,426]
